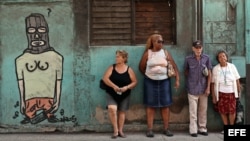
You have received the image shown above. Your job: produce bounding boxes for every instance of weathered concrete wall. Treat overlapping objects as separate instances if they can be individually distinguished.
[245,0,250,124]
[203,0,247,126]
[0,0,76,131]
[0,0,248,133]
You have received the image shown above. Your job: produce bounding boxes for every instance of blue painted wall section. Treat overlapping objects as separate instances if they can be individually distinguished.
[0,0,249,132]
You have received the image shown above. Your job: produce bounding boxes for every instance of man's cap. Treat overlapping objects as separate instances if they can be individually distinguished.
[192,40,202,48]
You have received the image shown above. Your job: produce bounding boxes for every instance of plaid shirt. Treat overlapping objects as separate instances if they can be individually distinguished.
[184,53,212,95]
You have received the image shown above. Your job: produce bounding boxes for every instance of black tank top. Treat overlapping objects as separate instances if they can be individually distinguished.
[106,64,132,103]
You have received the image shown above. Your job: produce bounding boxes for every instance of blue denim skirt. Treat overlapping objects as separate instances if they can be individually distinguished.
[143,76,173,107]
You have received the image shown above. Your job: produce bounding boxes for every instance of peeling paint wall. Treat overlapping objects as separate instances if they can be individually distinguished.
[203,0,247,125]
[0,0,248,132]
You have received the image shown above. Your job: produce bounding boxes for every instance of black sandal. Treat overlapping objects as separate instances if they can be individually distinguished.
[118,132,127,138]
[146,130,154,137]
[111,133,118,139]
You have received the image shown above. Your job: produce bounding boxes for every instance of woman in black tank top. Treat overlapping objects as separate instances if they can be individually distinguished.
[102,50,137,138]
[106,64,131,102]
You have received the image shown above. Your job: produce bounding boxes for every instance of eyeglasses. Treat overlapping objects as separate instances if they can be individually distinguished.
[157,40,164,44]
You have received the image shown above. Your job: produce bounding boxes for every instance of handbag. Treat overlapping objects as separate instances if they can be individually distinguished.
[235,99,244,125]
[99,79,108,90]
[165,50,176,77]
[167,61,175,77]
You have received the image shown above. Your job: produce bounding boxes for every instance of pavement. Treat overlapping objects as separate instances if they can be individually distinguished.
[0,131,224,141]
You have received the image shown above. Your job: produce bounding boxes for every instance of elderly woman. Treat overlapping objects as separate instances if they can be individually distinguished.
[211,50,241,133]
[139,33,180,137]
[102,50,137,139]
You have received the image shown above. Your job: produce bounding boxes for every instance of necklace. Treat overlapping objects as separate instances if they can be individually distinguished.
[221,65,228,84]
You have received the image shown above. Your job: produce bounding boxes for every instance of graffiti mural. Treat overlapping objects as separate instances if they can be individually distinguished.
[15,13,64,124]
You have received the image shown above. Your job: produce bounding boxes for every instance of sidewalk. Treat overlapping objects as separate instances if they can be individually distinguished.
[0,131,224,141]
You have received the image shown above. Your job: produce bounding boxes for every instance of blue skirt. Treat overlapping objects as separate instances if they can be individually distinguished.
[143,76,173,107]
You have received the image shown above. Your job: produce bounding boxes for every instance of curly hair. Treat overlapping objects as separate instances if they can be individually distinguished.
[216,49,229,62]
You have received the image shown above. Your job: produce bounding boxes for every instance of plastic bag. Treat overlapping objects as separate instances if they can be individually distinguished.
[235,99,244,125]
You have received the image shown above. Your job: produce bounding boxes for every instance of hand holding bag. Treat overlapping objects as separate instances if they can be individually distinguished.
[165,50,176,77]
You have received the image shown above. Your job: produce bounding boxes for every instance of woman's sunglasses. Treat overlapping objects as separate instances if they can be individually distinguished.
[157,40,164,44]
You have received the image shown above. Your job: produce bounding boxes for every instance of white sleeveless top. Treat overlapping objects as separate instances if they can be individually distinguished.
[145,49,168,80]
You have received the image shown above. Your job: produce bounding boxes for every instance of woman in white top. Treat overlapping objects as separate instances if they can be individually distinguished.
[211,50,241,127]
[139,33,180,137]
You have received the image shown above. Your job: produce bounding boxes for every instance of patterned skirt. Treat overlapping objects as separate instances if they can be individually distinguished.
[218,92,236,114]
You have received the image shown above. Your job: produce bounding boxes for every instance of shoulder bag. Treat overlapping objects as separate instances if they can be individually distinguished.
[99,79,108,90]
[164,50,176,77]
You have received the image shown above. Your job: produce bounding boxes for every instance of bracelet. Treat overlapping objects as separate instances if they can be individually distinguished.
[127,85,129,90]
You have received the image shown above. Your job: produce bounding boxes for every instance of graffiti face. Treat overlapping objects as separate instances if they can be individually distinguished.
[27,27,47,46]
[25,13,50,54]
